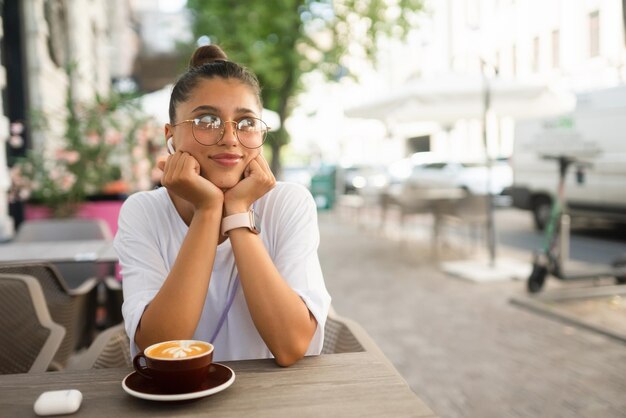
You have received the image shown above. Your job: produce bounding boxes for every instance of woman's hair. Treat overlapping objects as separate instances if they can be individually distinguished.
[168,45,262,123]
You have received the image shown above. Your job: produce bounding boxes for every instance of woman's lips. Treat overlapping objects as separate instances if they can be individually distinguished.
[211,153,242,167]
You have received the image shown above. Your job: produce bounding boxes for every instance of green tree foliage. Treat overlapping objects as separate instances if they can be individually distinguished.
[186,0,424,172]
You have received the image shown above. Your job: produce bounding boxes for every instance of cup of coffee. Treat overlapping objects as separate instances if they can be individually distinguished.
[132,340,214,393]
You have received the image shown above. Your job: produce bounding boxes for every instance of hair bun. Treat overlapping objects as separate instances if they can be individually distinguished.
[189,45,228,69]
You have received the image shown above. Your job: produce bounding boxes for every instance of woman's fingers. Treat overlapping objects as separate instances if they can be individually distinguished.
[156,157,166,172]
[247,154,274,180]
[161,151,200,187]
[254,154,276,185]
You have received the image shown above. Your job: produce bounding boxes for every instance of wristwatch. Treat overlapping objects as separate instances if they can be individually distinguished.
[221,210,261,236]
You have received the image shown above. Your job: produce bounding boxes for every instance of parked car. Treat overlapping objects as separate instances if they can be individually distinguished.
[406,159,513,196]
[339,165,389,195]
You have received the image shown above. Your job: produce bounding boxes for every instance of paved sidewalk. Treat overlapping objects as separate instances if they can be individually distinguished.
[317,210,626,418]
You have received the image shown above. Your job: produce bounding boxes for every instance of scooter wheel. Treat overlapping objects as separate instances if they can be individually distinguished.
[613,256,626,285]
[527,264,548,293]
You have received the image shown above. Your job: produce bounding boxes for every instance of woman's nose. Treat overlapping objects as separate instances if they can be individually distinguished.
[221,121,239,146]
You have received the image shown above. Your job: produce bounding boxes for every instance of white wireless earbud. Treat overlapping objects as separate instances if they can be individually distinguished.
[167,138,175,155]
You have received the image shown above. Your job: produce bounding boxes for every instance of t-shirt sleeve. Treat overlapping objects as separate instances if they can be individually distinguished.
[113,193,169,358]
[265,184,332,355]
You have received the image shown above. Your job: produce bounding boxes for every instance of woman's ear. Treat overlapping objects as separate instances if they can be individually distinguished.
[164,124,175,154]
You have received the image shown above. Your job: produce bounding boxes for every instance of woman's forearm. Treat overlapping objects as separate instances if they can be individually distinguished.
[228,228,318,366]
[135,208,222,350]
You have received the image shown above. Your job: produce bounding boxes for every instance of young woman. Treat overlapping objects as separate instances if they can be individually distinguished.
[114,45,330,367]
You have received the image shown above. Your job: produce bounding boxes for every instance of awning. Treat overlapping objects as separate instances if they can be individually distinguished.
[344,73,576,123]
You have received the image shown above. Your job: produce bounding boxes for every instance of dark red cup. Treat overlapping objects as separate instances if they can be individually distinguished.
[132,340,214,393]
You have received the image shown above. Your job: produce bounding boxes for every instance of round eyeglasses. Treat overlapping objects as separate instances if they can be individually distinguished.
[172,114,269,149]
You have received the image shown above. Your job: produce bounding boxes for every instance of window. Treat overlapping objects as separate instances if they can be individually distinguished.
[589,11,600,57]
[551,29,560,68]
[532,36,540,72]
[44,0,69,68]
[407,136,431,154]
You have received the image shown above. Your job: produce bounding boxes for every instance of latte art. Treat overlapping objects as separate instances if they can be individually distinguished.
[146,340,212,360]
[162,344,204,359]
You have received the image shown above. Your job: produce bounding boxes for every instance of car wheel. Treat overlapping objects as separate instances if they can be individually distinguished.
[532,196,552,231]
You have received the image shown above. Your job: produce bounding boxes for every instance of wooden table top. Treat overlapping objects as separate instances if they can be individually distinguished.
[0,352,437,417]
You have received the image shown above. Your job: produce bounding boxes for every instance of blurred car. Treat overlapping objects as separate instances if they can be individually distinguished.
[406,159,513,195]
[339,165,389,195]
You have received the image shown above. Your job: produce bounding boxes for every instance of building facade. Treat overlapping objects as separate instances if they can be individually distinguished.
[0,0,138,239]
[339,0,626,165]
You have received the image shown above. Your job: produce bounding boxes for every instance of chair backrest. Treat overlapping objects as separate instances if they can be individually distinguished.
[454,194,488,222]
[69,313,392,370]
[68,323,131,370]
[14,218,112,242]
[322,316,365,354]
[0,273,65,374]
[322,311,400,376]
[0,263,98,369]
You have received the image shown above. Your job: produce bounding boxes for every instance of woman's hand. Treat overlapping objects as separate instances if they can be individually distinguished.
[158,151,223,211]
[224,153,276,214]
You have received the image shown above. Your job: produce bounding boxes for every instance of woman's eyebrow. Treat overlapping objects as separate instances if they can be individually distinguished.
[191,105,220,114]
[235,107,258,116]
[190,105,258,117]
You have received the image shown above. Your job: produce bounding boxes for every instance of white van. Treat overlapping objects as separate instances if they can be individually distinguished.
[509,85,626,229]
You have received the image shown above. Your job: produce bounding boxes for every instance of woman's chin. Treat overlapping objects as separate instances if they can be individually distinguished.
[211,177,240,191]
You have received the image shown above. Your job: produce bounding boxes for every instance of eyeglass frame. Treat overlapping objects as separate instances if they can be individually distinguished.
[171,115,270,149]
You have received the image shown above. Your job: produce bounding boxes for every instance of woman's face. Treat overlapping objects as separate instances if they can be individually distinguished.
[166,78,263,190]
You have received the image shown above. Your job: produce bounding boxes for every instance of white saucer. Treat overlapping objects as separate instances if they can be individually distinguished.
[122,363,235,401]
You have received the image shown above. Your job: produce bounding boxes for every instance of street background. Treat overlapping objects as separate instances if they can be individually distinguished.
[318,206,626,418]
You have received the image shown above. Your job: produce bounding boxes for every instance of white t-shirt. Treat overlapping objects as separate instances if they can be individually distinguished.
[113,182,331,362]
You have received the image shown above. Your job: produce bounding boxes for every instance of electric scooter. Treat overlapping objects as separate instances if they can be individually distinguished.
[527,155,626,293]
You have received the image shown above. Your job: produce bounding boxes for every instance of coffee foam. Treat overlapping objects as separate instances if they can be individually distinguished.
[147,341,211,359]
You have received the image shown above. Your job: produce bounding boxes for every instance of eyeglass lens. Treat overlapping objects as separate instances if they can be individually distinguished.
[192,115,267,148]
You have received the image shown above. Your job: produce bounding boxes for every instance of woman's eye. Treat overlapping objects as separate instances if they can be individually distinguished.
[238,118,257,131]
[197,115,221,129]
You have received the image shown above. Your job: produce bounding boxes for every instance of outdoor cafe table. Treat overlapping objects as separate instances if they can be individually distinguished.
[0,239,117,264]
[0,352,438,417]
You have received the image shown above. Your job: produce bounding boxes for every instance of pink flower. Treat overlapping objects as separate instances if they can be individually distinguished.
[10,122,24,135]
[105,129,123,145]
[9,135,24,148]
[56,149,80,164]
[9,165,24,182]
[60,173,77,191]
[49,167,61,181]
[132,145,144,159]
[86,132,100,145]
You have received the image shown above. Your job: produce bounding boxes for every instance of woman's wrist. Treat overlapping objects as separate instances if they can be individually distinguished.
[193,203,223,221]
[223,201,250,216]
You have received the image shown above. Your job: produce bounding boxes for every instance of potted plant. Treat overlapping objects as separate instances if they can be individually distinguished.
[8,81,161,230]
